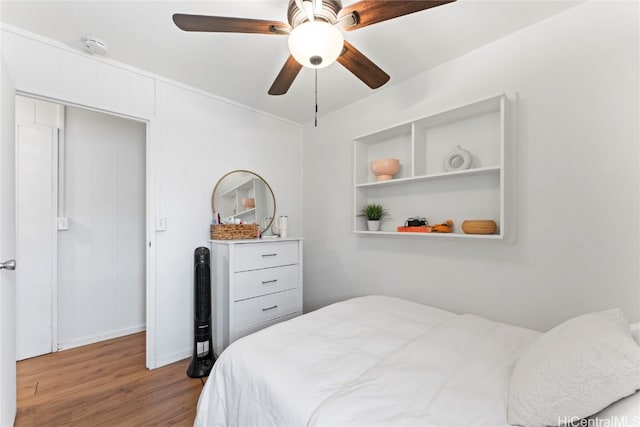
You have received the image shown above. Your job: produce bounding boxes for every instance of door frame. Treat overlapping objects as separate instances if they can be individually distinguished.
[16,90,157,369]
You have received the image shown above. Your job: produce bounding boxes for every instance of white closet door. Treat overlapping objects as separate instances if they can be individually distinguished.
[16,124,57,360]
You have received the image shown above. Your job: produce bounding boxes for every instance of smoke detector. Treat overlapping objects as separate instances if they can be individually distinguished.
[82,36,108,55]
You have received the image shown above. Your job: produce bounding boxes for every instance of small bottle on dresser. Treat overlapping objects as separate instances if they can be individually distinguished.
[279,216,288,238]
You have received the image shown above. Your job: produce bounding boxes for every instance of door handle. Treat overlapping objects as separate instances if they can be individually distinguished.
[0,260,16,270]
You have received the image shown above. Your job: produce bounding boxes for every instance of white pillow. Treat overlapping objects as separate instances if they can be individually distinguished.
[589,391,640,424]
[508,309,640,427]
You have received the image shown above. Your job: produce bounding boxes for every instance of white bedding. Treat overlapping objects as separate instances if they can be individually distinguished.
[194,295,540,426]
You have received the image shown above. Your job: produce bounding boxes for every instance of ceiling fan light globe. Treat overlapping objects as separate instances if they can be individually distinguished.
[288,21,344,69]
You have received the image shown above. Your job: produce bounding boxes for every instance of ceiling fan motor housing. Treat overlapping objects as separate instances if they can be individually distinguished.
[287,0,342,27]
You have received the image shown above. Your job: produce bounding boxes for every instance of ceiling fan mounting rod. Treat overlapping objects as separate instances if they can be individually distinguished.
[302,0,315,21]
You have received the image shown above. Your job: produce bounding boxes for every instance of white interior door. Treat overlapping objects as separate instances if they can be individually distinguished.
[0,60,17,426]
[16,124,57,360]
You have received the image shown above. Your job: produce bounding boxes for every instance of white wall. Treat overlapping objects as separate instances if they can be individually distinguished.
[57,106,146,349]
[153,82,302,363]
[1,25,303,367]
[301,1,639,331]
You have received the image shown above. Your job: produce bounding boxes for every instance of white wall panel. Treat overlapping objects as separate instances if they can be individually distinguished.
[58,49,97,107]
[301,2,639,331]
[91,112,119,334]
[116,119,146,329]
[96,62,155,119]
[14,96,33,124]
[33,99,61,128]
[153,82,302,363]
[13,35,59,98]
[0,29,17,79]
[3,28,154,120]
[58,107,93,344]
[15,96,63,128]
[129,74,155,119]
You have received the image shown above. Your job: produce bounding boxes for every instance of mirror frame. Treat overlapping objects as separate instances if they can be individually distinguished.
[211,169,276,232]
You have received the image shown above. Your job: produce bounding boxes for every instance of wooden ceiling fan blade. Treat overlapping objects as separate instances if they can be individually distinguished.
[172,14,290,35]
[337,41,390,89]
[338,0,455,31]
[268,56,303,95]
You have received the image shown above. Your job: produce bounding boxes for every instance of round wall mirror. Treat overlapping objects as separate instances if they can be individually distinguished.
[211,170,276,232]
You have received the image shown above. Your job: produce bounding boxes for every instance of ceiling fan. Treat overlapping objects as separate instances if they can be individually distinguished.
[173,0,455,96]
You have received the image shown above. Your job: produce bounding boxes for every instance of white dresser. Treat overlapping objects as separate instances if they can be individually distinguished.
[210,238,303,353]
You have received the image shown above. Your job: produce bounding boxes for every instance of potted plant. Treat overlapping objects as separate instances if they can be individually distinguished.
[358,203,389,231]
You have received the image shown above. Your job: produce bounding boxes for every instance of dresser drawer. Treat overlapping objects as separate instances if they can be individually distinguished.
[233,264,299,302]
[232,288,300,331]
[233,241,299,272]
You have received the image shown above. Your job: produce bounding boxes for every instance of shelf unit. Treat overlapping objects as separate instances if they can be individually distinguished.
[220,177,267,226]
[353,94,510,239]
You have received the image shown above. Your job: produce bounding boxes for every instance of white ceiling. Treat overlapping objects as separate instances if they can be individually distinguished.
[0,0,580,124]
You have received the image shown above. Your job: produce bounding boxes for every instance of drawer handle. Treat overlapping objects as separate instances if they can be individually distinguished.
[261,253,278,257]
[261,279,278,285]
[262,305,278,312]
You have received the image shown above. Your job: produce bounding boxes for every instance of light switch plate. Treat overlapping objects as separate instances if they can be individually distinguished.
[155,216,167,231]
[57,217,69,230]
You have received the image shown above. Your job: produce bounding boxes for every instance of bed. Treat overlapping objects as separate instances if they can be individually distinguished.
[194,295,640,426]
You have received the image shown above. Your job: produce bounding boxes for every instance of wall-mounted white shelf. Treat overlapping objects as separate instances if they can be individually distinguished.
[235,207,256,218]
[353,230,504,239]
[353,94,511,239]
[355,166,501,188]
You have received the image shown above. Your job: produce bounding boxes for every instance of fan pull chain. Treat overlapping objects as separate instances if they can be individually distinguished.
[314,67,318,127]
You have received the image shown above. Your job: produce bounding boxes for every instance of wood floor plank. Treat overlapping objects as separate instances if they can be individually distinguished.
[15,332,205,426]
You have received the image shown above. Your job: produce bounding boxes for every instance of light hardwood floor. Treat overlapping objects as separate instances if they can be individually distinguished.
[15,332,205,426]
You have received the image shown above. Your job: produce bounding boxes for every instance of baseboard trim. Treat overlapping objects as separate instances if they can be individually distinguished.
[153,349,191,369]
[58,324,146,351]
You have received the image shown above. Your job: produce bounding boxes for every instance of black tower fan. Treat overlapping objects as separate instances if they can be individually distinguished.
[187,246,216,378]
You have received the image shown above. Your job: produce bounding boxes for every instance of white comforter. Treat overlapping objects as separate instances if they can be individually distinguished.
[194,295,540,426]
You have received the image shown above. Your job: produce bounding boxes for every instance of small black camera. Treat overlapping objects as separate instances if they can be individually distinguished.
[405,217,427,227]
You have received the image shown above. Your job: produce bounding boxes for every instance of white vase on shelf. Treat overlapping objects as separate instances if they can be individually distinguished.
[367,220,381,231]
